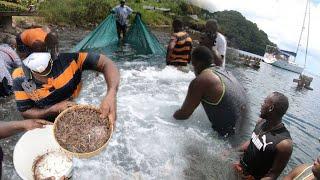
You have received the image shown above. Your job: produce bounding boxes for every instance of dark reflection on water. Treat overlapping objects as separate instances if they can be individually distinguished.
[0,29,319,179]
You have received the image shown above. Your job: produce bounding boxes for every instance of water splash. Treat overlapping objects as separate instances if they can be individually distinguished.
[73,65,236,179]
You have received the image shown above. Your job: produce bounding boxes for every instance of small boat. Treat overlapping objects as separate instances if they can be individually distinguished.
[263,45,303,74]
[240,55,261,69]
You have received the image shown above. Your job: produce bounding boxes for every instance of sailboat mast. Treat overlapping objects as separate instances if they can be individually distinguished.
[294,0,309,62]
[304,0,311,69]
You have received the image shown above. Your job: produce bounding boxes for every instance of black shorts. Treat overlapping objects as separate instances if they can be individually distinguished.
[116,21,127,33]
[16,33,32,56]
[213,125,235,137]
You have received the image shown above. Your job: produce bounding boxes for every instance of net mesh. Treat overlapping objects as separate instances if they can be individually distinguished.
[71,14,165,55]
[125,15,165,55]
[71,15,119,53]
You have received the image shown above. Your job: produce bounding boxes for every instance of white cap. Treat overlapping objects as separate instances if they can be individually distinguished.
[23,53,51,73]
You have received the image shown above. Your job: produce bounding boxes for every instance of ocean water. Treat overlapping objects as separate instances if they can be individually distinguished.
[0,31,319,179]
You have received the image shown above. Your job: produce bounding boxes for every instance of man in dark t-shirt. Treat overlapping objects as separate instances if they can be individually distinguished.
[235,92,293,179]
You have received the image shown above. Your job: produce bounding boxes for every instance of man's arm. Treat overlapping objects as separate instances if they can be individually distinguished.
[261,139,293,180]
[173,78,204,120]
[166,36,177,64]
[21,101,76,119]
[127,6,133,14]
[237,140,250,152]
[283,164,309,180]
[95,55,120,126]
[78,53,119,126]
[0,119,51,139]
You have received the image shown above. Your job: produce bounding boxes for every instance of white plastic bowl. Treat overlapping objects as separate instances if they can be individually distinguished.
[13,125,73,180]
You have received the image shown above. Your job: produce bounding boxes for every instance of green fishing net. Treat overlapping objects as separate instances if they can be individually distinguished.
[72,14,165,55]
[125,15,165,55]
[71,15,119,53]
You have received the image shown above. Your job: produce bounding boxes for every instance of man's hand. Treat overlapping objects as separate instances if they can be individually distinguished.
[169,36,177,49]
[49,101,77,114]
[21,119,53,131]
[100,95,117,128]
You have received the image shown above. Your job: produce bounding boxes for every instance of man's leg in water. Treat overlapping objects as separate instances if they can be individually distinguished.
[122,24,127,39]
[116,21,122,40]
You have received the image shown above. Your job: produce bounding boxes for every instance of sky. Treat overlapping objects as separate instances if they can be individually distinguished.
[190,0,320,75]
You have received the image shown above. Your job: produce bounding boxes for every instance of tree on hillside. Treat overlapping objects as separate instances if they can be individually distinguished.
[213,10,276,55]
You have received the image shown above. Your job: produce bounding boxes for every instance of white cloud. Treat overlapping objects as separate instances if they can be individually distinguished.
[190,0,320,75]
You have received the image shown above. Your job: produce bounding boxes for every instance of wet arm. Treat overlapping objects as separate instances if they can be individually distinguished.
[166,36,177,63]
[261,139,293,180]
[0,121,25,138]
[21,101,75,119]
[174,79,203,120]
[96,55,120,98]
[21,107,56,119]
[283,165,308,180]
[237,140,250,152]
[0,120,51,139]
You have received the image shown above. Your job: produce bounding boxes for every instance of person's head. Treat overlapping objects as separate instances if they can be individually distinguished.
[3,36,17,49]
[172,19,183,33]
[120,0,125,7]
[191,46,213,75]
[44,32,59,59]
[23,52,53,77]
[31,40,46,52]
[312,157,320,178]
[205,19,219,36]
[260,92,289,121]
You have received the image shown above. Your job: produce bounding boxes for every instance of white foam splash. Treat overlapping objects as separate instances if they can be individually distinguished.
[73,65,235,179]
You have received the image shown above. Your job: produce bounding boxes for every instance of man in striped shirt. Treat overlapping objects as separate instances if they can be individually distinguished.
[166,19,193,67]
[12,40,120,125]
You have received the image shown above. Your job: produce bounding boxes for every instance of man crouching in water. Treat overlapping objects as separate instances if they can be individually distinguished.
[235,92,293,179]
[173,46,248,138]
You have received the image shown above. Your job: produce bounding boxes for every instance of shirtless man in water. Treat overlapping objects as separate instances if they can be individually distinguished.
[173,46,247,138]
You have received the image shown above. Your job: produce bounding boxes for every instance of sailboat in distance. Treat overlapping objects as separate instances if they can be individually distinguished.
[292,0,313,90]
[263,46,303,74]
[264,0,311,75]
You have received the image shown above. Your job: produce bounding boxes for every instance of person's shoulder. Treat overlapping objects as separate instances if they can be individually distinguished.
[199,69,221,85]
[276,139,293,153]
[125,5,132,10]
[284,164,310,180]
[113,5,120,10]
[217,32,226,38]
[217,32,226,42]
[0,44,9,48]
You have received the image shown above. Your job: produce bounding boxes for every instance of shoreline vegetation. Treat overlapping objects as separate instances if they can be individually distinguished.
[1,0,276,56]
